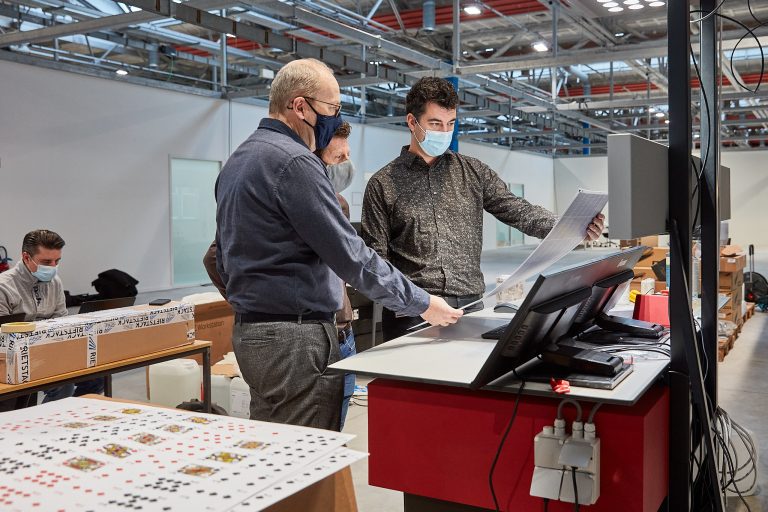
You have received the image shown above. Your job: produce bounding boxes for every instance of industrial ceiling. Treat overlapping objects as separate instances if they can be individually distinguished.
[1,0,767,155]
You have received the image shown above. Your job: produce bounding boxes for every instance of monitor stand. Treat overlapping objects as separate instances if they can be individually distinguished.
[539,344,624,376]
[595,313,665,338]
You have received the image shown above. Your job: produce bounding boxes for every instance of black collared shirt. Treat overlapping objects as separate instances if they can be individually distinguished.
[215,119,429,317]
[362,147,557,296]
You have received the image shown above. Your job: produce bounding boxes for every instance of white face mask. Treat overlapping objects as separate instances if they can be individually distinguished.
[326,160,355,193]
[415,119,453,157]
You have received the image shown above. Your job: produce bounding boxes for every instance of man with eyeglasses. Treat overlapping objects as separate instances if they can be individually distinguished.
[362,77,605,341]
[215,59,462,431]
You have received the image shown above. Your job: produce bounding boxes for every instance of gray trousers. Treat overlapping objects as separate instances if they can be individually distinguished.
[232,319,344,431]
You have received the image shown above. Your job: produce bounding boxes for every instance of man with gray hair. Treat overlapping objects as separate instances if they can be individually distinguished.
[215,58,462,431]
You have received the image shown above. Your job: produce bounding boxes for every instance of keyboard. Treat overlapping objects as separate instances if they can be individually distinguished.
[481,324,509,340]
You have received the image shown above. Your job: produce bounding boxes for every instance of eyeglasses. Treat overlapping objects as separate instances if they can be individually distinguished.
[304,97,342,117]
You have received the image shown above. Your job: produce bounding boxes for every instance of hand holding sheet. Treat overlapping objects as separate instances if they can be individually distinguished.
[408,189,609,331]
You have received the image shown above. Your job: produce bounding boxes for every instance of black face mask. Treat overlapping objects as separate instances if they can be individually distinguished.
[303,100,344,150]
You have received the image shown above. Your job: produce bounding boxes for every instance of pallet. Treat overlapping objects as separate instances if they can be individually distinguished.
[718,338,729,362]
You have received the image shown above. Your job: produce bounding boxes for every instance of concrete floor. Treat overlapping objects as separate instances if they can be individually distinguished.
[105,245,766,511]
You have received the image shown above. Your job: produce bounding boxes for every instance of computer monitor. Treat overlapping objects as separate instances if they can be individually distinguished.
[471,247,647,389]
[78,297,136,314]
[0,313,26,325]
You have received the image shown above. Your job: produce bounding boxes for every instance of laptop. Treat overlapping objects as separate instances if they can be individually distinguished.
[0,313,26,325]
[78,297,136,314]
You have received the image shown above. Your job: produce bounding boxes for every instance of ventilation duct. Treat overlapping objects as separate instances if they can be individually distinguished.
[423,0,436,33]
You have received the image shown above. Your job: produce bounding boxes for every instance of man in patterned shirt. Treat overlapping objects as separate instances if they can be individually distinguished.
[362,77,604,341]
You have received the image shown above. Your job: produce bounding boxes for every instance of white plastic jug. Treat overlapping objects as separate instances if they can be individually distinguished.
[211,374,232,414]
[148,359,201,408]
[229,377,250,419]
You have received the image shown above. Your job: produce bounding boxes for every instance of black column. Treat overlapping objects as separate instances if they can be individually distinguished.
[667,0,692,510]
[699,0,721,407]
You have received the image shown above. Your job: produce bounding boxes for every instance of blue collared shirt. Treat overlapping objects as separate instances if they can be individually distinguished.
[215,118,429,317]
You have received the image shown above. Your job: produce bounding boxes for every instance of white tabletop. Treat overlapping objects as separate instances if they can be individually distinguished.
[330,307,668,406]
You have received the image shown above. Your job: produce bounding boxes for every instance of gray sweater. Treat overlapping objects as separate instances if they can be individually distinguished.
[0,262,67,321]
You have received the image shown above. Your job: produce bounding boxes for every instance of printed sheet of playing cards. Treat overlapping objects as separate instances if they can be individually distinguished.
[0,397,366,511]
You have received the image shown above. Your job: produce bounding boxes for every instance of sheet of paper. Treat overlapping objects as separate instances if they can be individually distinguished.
[481,189,608,301]
[0,397,365,512]
[408,190,608,331]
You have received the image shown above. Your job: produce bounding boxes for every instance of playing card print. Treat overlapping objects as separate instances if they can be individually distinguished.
[63,456,105,472]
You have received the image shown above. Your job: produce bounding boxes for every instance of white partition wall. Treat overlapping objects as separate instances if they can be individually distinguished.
[1,59,556,292]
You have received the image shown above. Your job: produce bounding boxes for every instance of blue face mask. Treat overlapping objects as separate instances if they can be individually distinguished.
[304,100,344,151]
[29,257,57,282]
[415,119,453,158]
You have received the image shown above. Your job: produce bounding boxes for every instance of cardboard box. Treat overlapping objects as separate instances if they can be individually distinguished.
[720,254,746,273]
[620,239,640,248]
[719,271,744,291]
[188,300,234,365]
[0,302,195,384]
[640,236,659,248]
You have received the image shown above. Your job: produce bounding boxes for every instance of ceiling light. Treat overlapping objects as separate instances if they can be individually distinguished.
[623,0,639,4]
[655,111,665,118]
[665,119,670,124]
[226,33,235,38]
[603,1,619,6]
[115,69,128,76]
[628,3,644,8]
[614,31,626,37]
[648,0,664,5]
[596,0,612,2]
[532,41,549,52]
[463,4,482,15]
[608,6,624,11]
[649,106,656,112]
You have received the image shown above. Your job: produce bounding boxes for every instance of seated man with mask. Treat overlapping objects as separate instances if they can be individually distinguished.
[203,121,359,429]
[0,229,104,409]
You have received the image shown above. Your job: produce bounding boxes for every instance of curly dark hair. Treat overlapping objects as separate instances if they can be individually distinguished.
[405,77,459,120]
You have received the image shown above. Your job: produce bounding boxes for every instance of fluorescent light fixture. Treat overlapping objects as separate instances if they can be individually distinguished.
[532,41,549,52]
[649,0,664,5]
[226,33,235,38]
[608,6,624,11]
[649,106,656,112]
[485,47,495,52]
[665,119,670,124]
[596,0,612,2]
[615,31,626,37]
[463,4,482,15]
[628,3,644,8]
[623,0,639,4]
[603,1,619,6]
[115,69,128,76]
[655,111,665,118]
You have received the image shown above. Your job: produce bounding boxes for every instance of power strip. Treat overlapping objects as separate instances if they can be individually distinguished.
[530,419,600,506]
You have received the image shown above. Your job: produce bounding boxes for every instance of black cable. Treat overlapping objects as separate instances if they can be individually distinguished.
[747,0,766,27]
[489,377,526,512]
[543,497,549,512]
[689,0,728,24]
[692,10,766,93]
[571,467,580,512]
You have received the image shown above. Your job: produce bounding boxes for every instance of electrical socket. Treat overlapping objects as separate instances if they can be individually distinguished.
[533,427,568,470]
[559,469,598,505]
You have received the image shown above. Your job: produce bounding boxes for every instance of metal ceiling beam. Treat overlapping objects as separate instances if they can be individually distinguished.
[239,0,447,70]
[454,27,768,75]
[0,0,285,68]
[0,0,235,46]
[0,11,155,46]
